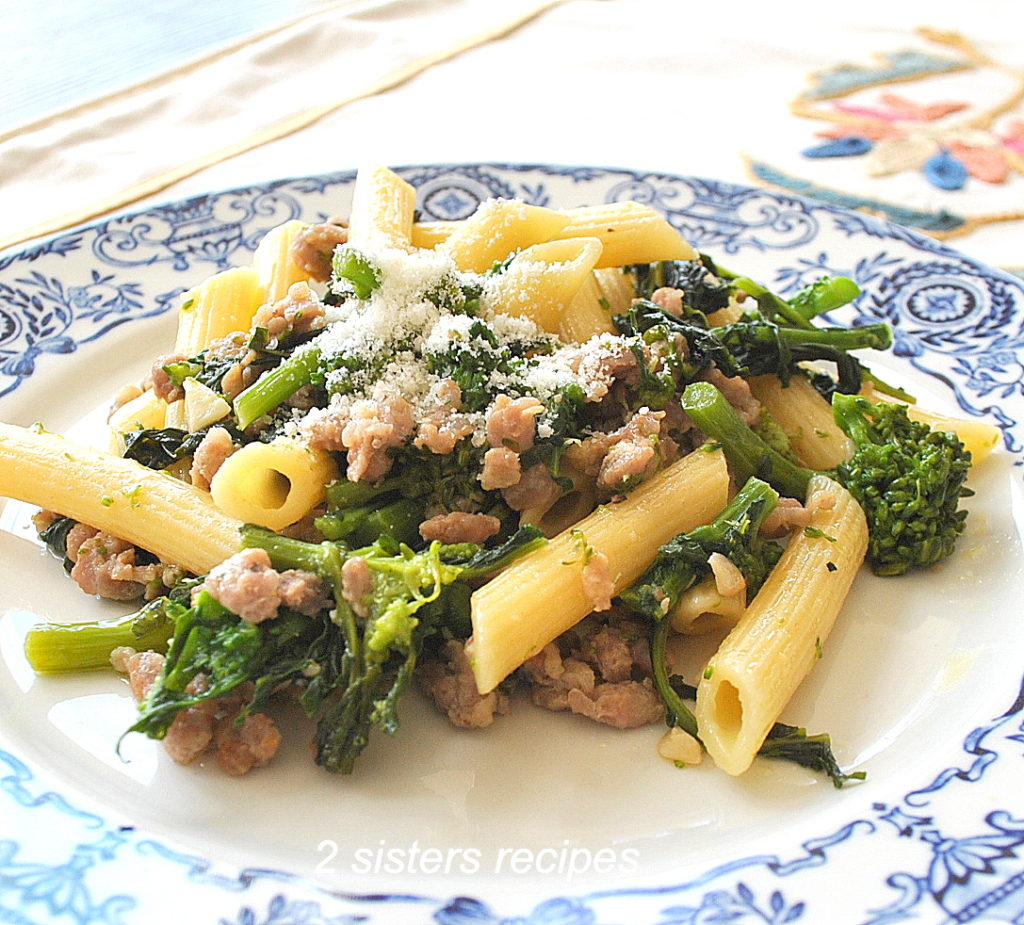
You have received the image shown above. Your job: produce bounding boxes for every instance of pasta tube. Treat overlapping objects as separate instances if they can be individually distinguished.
[695,474,868,775]
[551,201,698,267]
[468,446,730,694]
[748,373,854,470]
[174,266,265,356]
[253,219,312,303]
[558,273,617,343]
[486,237,603,336]
[209,438,337,531]
[0,423,242,574]
[440,200,570,273]
[346,165,416,250]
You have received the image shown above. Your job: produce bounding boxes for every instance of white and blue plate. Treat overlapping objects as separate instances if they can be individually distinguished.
[1,164,1023,924]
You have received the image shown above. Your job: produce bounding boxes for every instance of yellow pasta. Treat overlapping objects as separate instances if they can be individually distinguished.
[253,219,312,303]
[411,220,457,250]
[592,266,636,315]
[346,165,416,250]
[440,200,571,273]
[695,474,868,775]
[486,237,603,336]
[174,266,265,356]
[669,577,746,636]
[468,446,730,695]
[209,438,337,531]
[0,423,241,574]
[108,388,167,435]
[748,373,854,470]
[558,272,617,343]
[551,201,698,267]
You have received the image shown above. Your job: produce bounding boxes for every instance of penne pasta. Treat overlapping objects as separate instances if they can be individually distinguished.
[468,446,730,695]
[485,236,603,335]
[174,266,265,356]
[695,474,868,775]
[440,200,571,273]
[558,272,617,343]
[0,423,242,574]
[209,438,337,531]
[551,201,698,267]
[253,219,313,303]
[748,373,854,470]
[346,165,416,250]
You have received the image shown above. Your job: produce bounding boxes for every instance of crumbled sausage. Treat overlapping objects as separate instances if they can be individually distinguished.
[251,281,327,344]
[502,463,561,512]
[214,712,283,776]
[341,556,373,618]
[486,395,542,452]
[581,551,615,612]
[145,353,188,403]
[189,426,235,492]
[419,512,501,545]
[566,681,665,729]
[290,221,349,282]
[418,639,509,728]
[704,365,761,425]
[480,446,521,491]
[651,286,685,317]
[203,548,282,623]
[341,397,415,482]
[203,548,325,622]
[278,569,331,616]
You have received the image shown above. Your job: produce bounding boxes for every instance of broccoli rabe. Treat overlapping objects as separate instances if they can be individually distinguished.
[614,295,891,396]
[619,476,783,736]
[832,393,973,575]
[681,381,974,576]
[121,525,545,774]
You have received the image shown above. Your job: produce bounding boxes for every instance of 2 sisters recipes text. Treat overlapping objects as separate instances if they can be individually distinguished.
[0,166,999,784]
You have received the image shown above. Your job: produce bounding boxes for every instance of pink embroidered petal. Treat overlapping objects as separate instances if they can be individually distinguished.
[816,123,903,141]
[833,101,905,122]
[948,143,1009,183]
[921,101,969,120]
[877,93,968,122]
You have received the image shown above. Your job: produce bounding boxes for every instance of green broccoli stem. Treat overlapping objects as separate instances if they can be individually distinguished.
[681,381,813,500]
[325,474,412,509]
[24,605,176,672]
[233,345,322,429]
[316,497,423,547]
[789,276,862,320]
[332,248,381,300]
[771,322,891,353]
[650,619,698,737]
[728,276,815,329]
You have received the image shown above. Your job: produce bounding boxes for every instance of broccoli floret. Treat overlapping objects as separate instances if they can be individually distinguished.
[681,382,974,576]
[831,393,973,575]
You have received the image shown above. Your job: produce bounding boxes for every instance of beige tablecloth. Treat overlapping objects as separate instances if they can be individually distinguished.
[2,0,1021,270]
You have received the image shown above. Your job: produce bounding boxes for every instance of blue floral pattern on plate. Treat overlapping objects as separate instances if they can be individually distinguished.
[1,164,1022,924]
